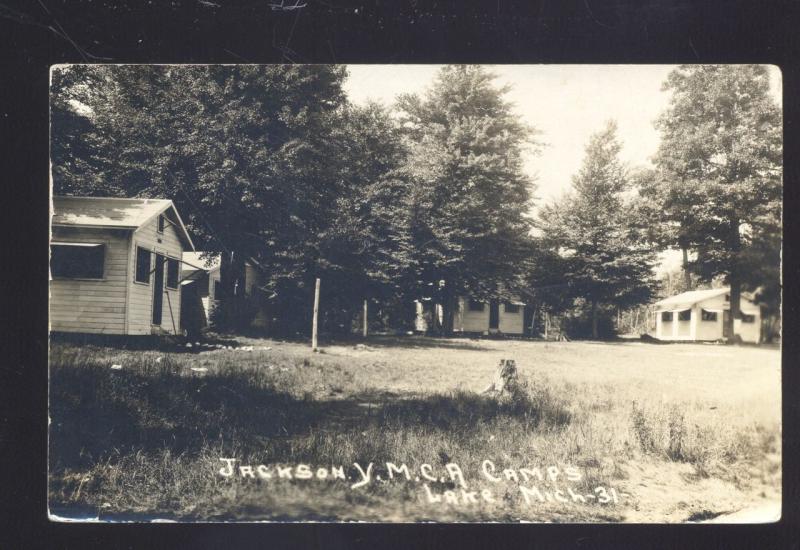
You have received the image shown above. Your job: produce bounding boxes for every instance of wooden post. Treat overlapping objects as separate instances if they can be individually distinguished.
[363,299,368,338]
[312,277,320,351]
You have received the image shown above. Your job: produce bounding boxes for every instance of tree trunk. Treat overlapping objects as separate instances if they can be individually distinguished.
[362,299,368,338]
[591,298,598,339]
[681,247,692,290]
[217,250,247,332]
[439,281,456,335]
[725,219,742,343]
[544,311,549,339]
[727,273,741,343]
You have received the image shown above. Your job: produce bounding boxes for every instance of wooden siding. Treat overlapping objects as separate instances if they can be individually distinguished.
[50,227,131,334]
[498,304,524,334]
[127,214,185,335]
[454,297,525,335]
[456,298,491,333]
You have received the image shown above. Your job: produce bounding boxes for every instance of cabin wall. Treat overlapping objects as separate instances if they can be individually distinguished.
[734,315,761,343]
[498,305,524,334]
[127,214,185,335]
[656,293,761,343]
[458,297,491,333]
[454,297,525,335]
[694,302,723,340]
[50,227,130,334]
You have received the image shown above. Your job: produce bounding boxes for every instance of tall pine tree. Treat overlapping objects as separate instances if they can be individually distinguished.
[395,65,540,333]
[538,121,657,339]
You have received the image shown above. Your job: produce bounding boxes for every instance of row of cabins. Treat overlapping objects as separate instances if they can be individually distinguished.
[50,196,264,337]
[50,196,764,343]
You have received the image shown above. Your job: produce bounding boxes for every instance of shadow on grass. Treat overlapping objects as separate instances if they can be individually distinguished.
[48,352,570,471]
[49,331,241,354]
[345,335,492,352]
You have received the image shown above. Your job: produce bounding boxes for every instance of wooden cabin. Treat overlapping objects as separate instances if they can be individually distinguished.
[653,287,762,343]
[415,296,527,335]
[180,252,267,333]
[50,196,194,335]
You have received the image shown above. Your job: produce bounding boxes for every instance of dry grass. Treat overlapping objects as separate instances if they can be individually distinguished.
[48,336,781,522]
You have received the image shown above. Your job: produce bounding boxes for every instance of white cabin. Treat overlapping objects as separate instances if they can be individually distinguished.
[415,296,526,335]
[50,196,194,336]
[653,287,761,343]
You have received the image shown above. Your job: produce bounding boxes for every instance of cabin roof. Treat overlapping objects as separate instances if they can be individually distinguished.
[654,288,728,308]
[181,252,221,277]
[181,252,265,277]
[52,196,194,250]
[654,287,759,313]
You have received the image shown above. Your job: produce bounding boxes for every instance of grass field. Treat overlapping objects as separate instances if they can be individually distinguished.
[48,335,781,523]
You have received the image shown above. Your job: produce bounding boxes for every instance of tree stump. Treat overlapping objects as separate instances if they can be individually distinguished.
[482,359,520,398]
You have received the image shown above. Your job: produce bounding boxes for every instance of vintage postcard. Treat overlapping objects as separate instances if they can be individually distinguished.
[48,64,782,523]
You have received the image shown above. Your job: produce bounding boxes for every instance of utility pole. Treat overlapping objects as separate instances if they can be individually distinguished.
[312,277,320,352]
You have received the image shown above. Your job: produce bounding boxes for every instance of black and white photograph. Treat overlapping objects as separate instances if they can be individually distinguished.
[47,63,782,523]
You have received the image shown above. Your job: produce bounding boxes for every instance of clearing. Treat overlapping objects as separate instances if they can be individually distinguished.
[48,336,781,523]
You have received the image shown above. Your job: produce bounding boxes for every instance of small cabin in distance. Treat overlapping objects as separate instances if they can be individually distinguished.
[415,296,526,335]
[50,196,195,336]
[653,287,762,343]
[180,252,267,334]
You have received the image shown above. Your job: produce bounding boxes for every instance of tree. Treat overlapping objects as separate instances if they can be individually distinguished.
[395,65,541,333]
[538,120,658,339]
[651,65,782,339]
[308,101,413,334]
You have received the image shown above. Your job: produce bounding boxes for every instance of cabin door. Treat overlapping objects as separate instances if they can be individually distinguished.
[489,300,500,330]
[722,311,731,338]
[152,254,165,326]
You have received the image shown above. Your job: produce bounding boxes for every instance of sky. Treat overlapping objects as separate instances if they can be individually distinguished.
[343,64,782,206]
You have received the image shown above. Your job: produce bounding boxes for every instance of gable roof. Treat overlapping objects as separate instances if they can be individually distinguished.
[654,287,759,312]
[181,252,221,277]
[52,196,194,250]
[654,288,728,309]
[181,252,266,277]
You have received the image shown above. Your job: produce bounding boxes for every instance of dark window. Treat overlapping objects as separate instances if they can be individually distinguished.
[157,214,165,233]
[741,313,756,323]
[724,294,730,302]
[166,257,179,289]
[701,309,718,322]
[504,303,520,313]
[468,299,485,312]
[51,243,104,279]
[661,311,673,322]
[135,247,151,284]
[213,280,222,300]
[678,309,691,321]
